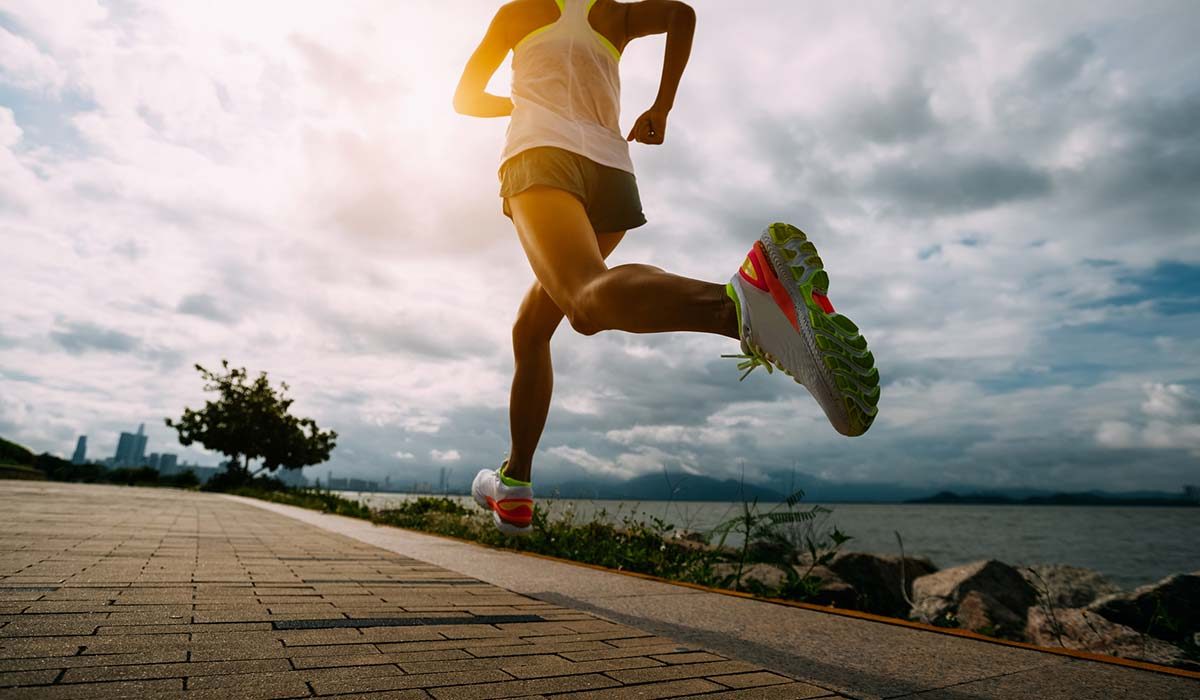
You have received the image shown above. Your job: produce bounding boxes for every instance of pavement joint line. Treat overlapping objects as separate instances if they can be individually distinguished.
[879,658,1069,699]
[235,495,1200,683]
[272,614,548,630]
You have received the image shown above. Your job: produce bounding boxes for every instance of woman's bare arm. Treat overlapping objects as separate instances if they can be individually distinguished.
[624,0,696,144]
[454,6,516,118]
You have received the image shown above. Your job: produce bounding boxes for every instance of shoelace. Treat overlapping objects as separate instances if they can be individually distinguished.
[721,349,774,381]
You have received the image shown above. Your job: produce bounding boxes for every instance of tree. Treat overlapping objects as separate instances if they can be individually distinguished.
[166,360,337,482]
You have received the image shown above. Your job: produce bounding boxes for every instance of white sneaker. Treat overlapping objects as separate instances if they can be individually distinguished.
[471,464,534,536]
[724,223,880,436]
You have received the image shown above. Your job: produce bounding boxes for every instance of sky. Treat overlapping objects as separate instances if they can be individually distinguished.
[2,0,1198,493]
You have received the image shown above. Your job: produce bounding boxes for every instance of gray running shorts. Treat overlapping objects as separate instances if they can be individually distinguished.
[500,146,647,234]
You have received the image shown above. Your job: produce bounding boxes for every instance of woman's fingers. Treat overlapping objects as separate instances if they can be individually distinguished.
[627,112,665,144]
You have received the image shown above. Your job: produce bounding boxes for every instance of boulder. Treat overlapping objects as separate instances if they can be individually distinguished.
[955,590,1027,638]
[1087,572,1200,644]
[712,563,857,608]
[829,551,938,618]
[714,562,787,590]
[1020,564,1122,609]
[1026,606,1199,670]
[910,560,1037,640]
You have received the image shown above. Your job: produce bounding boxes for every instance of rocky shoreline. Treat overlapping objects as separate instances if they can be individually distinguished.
[713,550,1199,670]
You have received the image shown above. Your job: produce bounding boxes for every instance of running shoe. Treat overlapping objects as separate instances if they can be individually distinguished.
[724,223,880,436]
[471,462,534,536]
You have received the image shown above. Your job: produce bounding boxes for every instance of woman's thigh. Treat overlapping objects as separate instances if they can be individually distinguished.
[507,186,612,312]
[514,227,626,337]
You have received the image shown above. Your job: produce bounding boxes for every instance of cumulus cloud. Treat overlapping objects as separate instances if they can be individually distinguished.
[430,449,460,463]
[0,26,67,94]
[1096,384,1200,454]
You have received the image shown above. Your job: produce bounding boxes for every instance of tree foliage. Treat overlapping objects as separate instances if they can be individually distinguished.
[166,360,337,479]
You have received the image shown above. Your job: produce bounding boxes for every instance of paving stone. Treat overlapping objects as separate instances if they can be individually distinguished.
[530,678,724,699]
[292,648,471,669]
[560,643,694,662]
[0,649,188,672]
[500,655,665,679]
[676,682,837,699]
[312,668,513,695]
[650,652,726,664]
[606,660,762,684]
[0,668,60,687]
[62,657,290,683]
[0,678,184,698]
[426,673,623,699]
[712,671,796,688]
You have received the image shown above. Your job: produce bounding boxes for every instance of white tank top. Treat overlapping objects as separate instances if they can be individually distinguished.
[501,0,634,175]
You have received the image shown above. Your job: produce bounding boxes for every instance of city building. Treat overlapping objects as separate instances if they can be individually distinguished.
[147,453,160,470]
[159,454,177,472]
[1185,485,1200,504]
[71,436,87,465]
[325,476,379,492]
[113,424,148,467]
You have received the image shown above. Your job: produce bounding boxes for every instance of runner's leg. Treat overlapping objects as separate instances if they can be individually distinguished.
[508,186,739,338]
[507,231,625,483]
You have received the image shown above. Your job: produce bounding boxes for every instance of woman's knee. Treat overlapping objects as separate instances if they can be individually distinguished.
[512,288,564,352]
[562,282,606,336]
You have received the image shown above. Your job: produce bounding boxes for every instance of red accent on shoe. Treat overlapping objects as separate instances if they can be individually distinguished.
[486,496,533,527]
[754,242,801,332]
[738,247,770,292]
[812,291,835,314]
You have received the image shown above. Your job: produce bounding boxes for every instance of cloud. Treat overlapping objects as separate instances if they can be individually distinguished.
[1095,384,1200,454]
[430,449,460,463]
[841,72,938,145]
[49,322,140,355]
[1142,383,1200,420]
[1026,34,1096,91]
[865,155,1053,216]
[546,444,692,481]
[0,26,67,94]
[177,293,238,325]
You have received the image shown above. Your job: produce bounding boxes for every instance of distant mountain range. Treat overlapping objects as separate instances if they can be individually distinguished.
[908,490,1199,507]
[529,470,1197,505]
[538,470,939,503]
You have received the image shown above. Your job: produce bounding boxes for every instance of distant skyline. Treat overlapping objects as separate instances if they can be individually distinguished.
[2,1,1198,492]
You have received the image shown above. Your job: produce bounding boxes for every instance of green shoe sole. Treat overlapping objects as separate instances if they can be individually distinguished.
[764,222,880,436]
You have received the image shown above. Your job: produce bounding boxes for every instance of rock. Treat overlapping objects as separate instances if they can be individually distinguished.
[711,563,857,608]
[1087,572,1200,644]
[829,551,938,618]
[1020,564,1121,609]
[670,528,709,544]
[956,590,1027,638]
[910,560,1038,640]
[1026,606,1199,670]
[714,562,788,590]
[807,580,858,608]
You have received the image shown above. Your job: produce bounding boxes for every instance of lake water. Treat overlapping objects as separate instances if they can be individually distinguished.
[336,491,1199,590]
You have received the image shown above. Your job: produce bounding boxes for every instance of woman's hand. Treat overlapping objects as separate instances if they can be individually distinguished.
[627,107,669,145]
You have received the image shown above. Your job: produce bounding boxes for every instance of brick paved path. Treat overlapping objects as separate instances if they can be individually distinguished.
[0,482,838,699]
